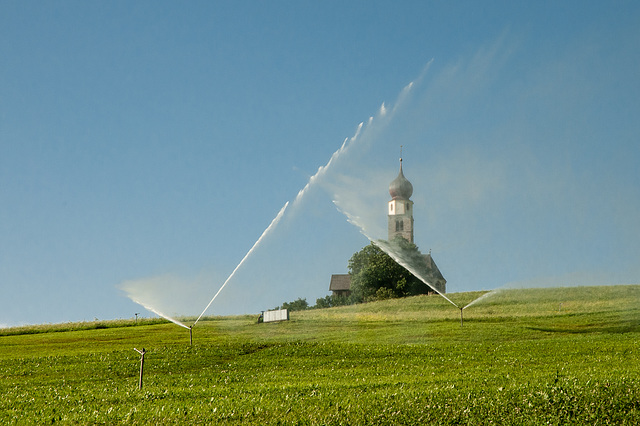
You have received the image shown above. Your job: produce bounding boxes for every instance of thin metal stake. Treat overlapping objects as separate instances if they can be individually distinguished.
[134,348,146,389]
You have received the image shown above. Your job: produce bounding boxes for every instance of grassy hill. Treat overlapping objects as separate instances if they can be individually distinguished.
[1,285,639,424]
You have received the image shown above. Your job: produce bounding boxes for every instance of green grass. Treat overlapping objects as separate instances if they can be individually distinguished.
[1,285,639,424]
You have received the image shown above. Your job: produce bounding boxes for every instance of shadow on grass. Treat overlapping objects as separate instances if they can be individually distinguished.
[0,318,170,337]
[527,320,640,334]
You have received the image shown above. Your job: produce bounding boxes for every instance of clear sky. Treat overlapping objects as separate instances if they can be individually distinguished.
[1,1,639,327]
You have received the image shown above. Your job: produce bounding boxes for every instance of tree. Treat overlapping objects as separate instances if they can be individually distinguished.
[348,237,433,302]
[280,297,308,312]
[314,294,352,309]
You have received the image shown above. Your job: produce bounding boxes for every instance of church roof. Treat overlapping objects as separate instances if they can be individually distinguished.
[424,253,446,283]
[389,159,413,200]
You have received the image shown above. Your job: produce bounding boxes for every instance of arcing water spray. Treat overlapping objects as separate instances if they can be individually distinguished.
[192,201,289,327]
[130,299,190,330]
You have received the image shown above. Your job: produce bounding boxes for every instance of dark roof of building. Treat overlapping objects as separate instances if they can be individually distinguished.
[424,253,446,283]
[329,274,351,291]
[389,159,413,200]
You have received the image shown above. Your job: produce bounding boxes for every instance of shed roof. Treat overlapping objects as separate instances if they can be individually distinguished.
[329,274,351,291]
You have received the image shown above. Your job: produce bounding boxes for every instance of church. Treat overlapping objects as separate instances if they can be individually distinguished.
[330,157,446,296]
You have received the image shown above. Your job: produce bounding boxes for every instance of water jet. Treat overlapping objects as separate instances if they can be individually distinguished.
[193,202,289,326]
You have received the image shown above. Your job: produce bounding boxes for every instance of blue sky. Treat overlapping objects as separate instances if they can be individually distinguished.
[1,1,639,326]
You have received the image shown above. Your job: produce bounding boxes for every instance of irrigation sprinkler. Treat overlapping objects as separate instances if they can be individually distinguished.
[133,348,146,390]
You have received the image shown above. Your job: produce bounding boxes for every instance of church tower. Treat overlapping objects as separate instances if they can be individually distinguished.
[387,155,447,294]
[388,157,414,243]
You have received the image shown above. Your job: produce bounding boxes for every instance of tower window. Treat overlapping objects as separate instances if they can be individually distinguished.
[396,220,404,232]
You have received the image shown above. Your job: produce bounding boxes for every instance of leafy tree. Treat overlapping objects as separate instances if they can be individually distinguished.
[314,294,353,309]
[280,297,308,312]
[348,237,433,302]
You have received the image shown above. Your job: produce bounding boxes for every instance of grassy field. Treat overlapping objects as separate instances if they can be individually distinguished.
[1,285,639,424]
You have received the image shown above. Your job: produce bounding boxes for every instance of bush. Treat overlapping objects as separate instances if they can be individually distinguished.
[280,297,308,312]
[314,294,354,309]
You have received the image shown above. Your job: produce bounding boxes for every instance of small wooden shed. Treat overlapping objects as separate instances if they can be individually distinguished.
[329,274,351,297]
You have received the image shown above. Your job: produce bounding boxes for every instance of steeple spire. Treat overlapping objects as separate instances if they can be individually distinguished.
[389,153,413,200]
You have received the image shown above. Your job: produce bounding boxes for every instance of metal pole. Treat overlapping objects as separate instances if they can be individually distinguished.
[189,326,193,346]
[460,307,464,327]
[139,349,144,389]
[134,348,146,389]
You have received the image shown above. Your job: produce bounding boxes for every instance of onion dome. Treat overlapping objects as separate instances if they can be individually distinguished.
[389,158,413,199]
